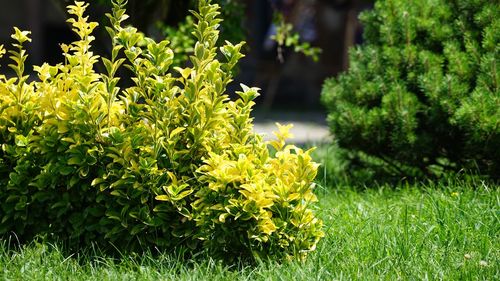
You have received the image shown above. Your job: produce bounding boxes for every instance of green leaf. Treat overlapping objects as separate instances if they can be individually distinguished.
[68,156,83,166]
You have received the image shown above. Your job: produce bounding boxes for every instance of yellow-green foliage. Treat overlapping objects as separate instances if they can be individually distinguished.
[0,0,323,260]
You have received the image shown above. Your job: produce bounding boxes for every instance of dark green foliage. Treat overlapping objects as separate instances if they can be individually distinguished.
[321,0,499,179]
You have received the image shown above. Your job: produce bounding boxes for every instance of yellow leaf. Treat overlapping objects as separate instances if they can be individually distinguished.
[11,27,31,44]
[259,219,277,235]
[273,122,294,140]
[155,195,170,201]
[175,67,192,79]
[91,178,104,186]
[287,193,300,202]
[166,171,177,185]
[170,127,186,138]
[256,198,274,209]
[218,213,229,223]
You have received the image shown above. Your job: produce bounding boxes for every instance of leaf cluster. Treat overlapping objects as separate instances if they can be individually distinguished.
[0,0,323,261]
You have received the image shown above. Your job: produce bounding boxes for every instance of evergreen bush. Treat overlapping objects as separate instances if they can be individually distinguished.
[321,0,499,179]
[0,0,323,261]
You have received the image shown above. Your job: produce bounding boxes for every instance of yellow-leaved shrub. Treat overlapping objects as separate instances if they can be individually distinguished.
[0,0,323,260]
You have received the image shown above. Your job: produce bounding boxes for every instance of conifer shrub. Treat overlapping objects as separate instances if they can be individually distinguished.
[321,0,499,179]
[0,0,323,260]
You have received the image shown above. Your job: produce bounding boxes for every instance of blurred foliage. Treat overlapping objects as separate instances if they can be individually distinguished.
[51,0,320,62]
[271,12,321,62]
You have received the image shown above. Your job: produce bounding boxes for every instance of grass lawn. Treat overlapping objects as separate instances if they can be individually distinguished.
[1,178,498,280]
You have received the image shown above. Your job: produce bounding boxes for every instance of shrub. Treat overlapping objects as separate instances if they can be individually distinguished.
[321,0,499,179]
[0,0,323,260]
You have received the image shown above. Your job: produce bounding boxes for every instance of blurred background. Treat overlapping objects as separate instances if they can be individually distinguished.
[0,0,373,143]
